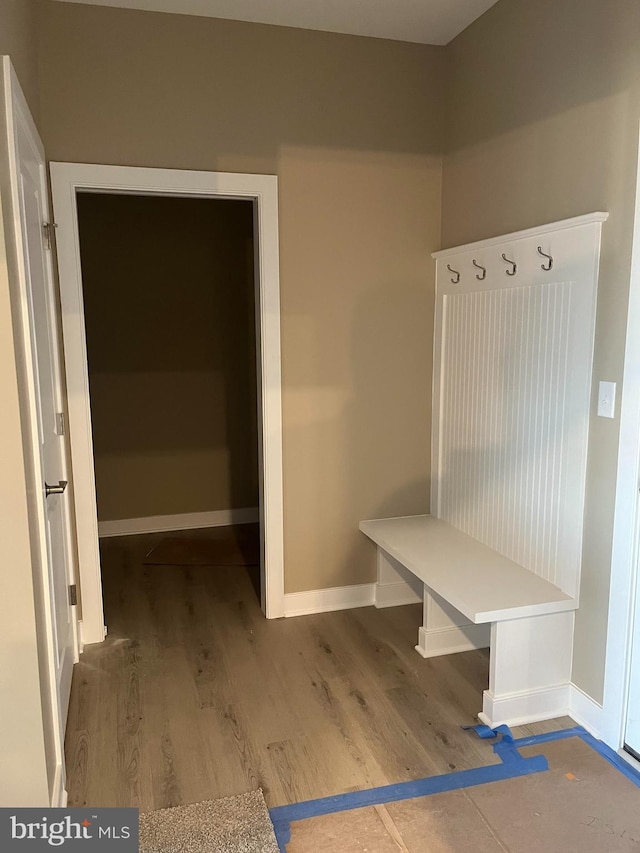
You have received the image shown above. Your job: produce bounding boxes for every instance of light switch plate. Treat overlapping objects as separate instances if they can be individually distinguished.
[597,381,616,418]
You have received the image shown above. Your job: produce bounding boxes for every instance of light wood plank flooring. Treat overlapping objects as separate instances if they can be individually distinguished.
[65,527,573,811]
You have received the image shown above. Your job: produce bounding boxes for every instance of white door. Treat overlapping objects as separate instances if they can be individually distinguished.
[1,58,78,790]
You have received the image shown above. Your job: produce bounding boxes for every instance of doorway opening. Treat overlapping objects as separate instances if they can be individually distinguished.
[77,192,262,613]
[50,164,285,647]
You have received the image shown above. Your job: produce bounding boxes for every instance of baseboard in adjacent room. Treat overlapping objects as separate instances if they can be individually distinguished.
[284,583,376,618]
[415,624,490,659]
[98,507,260,538]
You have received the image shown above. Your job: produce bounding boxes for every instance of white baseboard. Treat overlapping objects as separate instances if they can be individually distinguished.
[98,507,259,538]
[480,682,604,735]
[568,684,604,737]
[415,624,490,658]
[480,683,571,728]
[375,580,423,608]
[284,583,375,618]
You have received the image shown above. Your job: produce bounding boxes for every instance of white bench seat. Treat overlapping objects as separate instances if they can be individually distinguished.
[360,514,578,728]
[359,515,577,624]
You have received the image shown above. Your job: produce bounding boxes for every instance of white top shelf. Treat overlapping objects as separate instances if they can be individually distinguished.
[431,211,608,260]
[360,515,577,624]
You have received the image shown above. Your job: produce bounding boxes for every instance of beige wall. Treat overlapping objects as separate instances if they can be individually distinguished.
[442,0,640,702]
[77,193,258,521]
[38,2,445,593]
[0,0,40,122]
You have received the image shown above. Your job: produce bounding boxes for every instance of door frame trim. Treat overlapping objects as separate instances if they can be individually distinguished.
[50,163,286,644]
[600,124,640,749]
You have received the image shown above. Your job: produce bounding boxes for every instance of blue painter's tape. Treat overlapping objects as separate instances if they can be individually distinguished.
[272,820,290,853]
[493,724,515,743]
[462,723,497,739]
[513,726,640,788]
[462,723,515,743]
[270,725,640,850]
[269,753,547,832]
[462,723,521,764]
[493,737,523,765]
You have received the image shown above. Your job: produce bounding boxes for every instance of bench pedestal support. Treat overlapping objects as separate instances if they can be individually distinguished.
[479,611,575,728]
[415,587,490,658]
[365,532,577,728]
[414,587,574,728]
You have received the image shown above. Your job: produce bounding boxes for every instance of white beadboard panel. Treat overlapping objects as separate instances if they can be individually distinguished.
[432,215,607,598]
[439,282,573,587]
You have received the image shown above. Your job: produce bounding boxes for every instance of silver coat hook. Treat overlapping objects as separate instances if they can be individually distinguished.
[501,253,517,276]
[537,246,554,271]
[447,264,460,284]
[472,259,486,281]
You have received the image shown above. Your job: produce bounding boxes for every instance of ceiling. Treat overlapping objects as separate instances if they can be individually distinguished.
[52,0,500,45]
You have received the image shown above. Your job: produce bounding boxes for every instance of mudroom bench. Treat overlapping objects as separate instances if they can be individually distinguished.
[360,514,578,727]
[357,214,609,727]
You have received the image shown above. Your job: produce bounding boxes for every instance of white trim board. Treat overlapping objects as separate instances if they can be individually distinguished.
[432,212,609,259]
[569,684,604,739]
[285,584,375,618]
[600,126,640,751]
[479,684,572,729]
[477,681,603,734]
[98,507,259,538]
[50,163,286,642]
[284,578,423,618]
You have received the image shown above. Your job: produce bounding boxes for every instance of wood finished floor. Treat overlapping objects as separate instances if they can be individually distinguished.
[65,526,574,811]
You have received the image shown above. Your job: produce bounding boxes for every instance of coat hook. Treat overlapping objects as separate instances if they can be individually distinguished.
[472,259,486,281]
[501,253,517,276]
[537,246,554,271]
[447,263,460,284]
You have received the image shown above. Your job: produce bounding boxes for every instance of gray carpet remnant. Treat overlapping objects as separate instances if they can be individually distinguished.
[139,789,280,853]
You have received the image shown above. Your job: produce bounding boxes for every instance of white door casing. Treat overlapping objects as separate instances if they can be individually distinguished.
[625,549,640,756]
[600,126,640,752]
[1,56,78,804]
[50,163,286,644]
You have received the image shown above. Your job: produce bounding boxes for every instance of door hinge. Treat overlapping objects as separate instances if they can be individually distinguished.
[56,411,66,436]
[68,584,78,606]
[43,221,58,251]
